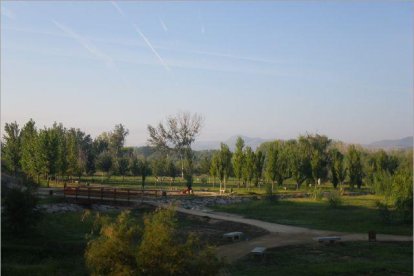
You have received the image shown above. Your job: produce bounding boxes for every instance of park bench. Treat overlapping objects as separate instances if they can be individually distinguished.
[251,247,267,259]
[223,232,244,242]
[314,236,341,244]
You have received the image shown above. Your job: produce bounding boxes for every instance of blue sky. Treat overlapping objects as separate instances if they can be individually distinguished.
[1,1,412,146]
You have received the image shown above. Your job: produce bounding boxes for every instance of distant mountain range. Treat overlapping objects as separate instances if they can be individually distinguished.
[194,135,413,151]
[193,135,270,151]
[138,135,413,152]
[365,136,413,150]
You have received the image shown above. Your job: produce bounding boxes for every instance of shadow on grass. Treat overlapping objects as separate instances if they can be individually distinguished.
[229,241,413,276]
[213,196,413,236]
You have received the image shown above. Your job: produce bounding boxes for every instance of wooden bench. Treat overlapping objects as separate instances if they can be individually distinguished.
[314,236,341,244]
[223,232,244,241]
[251,247,267,259]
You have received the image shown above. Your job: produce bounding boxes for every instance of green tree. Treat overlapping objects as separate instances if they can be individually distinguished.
[310,150,323,184]
[265,142,278,191]
[20,119,39,181]
[299,134,331,181]
[231,137,245,188]
[148,111,203,189]
[2,187,40,235]
[328,149,338,188]
[253,150,265,187]
[117,157,130,181]
[217,143,232,192]
[93,132,110,156]
[210,153,219,188]
[51,123,68,183]
[391,168,413,222]
[85,208,222,276]
[166,158,177,184]
[347,145,363,189]
[242,146,255,187]
[85,211,140,276]
[140,158,150,189]
[152,158,166,179]
[198,156,211,175]
[109,124,129,157]
[96,151,113,180]
[289,141,311,189]
[265,141,291,190]
[137,208,222,275]
[130,157,141,178]
[2,122,21,176]
[35,128,59,186]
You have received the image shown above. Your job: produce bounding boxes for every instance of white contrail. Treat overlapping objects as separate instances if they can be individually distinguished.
[109,2,170,71]
[132,24,170,71]
[52,20,113,67]
[159,17,168,32]
[111,1,125,18]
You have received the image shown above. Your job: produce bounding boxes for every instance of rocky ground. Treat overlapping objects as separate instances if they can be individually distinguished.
[36,195,252,213]
[35,203,126,213]
[152,196,253,212]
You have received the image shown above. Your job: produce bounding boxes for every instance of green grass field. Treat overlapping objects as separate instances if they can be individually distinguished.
[213,195,413,235]
[229,241,413,275]
[40,174,371,196]
[2,212,94,276]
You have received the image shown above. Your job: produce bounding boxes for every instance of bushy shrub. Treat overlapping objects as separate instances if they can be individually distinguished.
[327,190,342,208]
[375,200,392,224]
[2,187,40,235]
[311,187,324,201]
[85,211,140,276]
[85,207,223,276]
[390,169,413,223]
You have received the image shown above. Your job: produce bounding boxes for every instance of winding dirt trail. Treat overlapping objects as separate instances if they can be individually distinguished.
[44,190,412,263]
[147,201,413,262]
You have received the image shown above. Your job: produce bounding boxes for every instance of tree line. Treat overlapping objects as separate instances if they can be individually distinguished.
[1,119,412,195]
[209,135,412,192]
[1,120,150,186]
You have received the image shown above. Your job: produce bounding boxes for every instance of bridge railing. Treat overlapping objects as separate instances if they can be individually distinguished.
[63,186,185,201]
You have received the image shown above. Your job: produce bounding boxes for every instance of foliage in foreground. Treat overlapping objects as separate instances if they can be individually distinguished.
[85,208,222,276]
[2,187,40,235]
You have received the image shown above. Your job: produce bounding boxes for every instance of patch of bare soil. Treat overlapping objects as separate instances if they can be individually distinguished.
[176,212,269,246]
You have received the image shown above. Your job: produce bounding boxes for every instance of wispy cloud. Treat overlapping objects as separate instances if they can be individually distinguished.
[51,20,113,67]
[132,24,170,71]
[50,19,132,91]
[159,17,168,32]
[3,25,283,67]
[109,1,170,71]
[110,1,125,18]
[1,6,16,20]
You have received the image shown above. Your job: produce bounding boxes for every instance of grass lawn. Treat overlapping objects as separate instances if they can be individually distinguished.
[213,195,413,235]
[1,208,151,276]
[2,212,94,276]
[40,175,371,197]
[1,203,265,275]
[229,241,413,275]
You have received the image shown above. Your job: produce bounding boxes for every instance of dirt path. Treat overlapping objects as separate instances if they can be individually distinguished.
[146,200,413,262]
[50,193,412,262]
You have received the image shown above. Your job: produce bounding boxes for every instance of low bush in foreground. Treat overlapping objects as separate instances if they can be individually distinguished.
[85,208,223,276]
[2,187,40,235]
